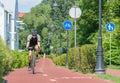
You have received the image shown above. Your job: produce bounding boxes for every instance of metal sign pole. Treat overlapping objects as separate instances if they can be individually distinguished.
[74,6,77,48]
[69,6,82,48]
[63,20,72,68]
[74,19,76,48]
[66,30,69,68]
[106,22,115,66]
[110,33,112,66]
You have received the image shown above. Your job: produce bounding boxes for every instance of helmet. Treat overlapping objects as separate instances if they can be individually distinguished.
[32,29,37,36]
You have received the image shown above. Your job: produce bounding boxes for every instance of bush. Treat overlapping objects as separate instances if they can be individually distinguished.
[0,39,13,73]
[104,50,120,65]
[0,37,28,82]
[79,44,96,73]
[0,38,13,82]
[50,54,66,66]
[68,44,96,73]
[12,51,28,68]
[0,67,4,83]
[68,48,76,69]
[49,44,96,73]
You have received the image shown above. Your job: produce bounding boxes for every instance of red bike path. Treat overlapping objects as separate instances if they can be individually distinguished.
[4,58,118,83]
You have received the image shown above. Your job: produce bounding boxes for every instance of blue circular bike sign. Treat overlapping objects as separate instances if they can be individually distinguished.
[63,20,72,30]
[106,22,115,32]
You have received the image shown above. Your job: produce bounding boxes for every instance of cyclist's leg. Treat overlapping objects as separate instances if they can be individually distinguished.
[28,49,33,70]
[35,45,40,60]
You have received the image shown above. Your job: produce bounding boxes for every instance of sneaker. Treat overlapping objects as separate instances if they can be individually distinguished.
[28,63,31,71]
[35,57,39,63]
[28,66,31,71]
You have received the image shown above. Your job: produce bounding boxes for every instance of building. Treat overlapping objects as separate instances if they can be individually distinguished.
[0,0,19,50]
[18,12,25,19]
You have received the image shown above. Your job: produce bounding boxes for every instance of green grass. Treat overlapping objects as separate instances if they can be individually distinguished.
[87,74,120,83]
[54,64,120,83]
[72,65,120,83]
[97,74,120,83]
[107,65,120,70]
[62,64,120,83]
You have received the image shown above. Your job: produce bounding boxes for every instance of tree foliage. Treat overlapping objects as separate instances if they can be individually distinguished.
[20,0,120,65]
[89,0,120,65]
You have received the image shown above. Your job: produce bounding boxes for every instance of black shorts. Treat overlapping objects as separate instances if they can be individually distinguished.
[28,46,35,51]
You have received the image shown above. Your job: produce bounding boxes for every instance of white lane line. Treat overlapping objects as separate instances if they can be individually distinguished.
[72,77,81,79]
[43,74,48,76]
[50,79,56,82]
[53,76,93,80]
[62,77,69,79]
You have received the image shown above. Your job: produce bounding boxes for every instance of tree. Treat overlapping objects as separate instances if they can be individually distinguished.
[76,0,99,46]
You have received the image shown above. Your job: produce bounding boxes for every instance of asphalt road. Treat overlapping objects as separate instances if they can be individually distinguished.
[4,58,113,83]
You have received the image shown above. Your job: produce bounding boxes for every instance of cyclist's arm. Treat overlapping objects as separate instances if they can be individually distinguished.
[26,35,32,48]
[37,34,41,48]
[26,42,30,48]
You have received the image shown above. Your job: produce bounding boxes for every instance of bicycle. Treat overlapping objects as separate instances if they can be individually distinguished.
[28,47,36,74]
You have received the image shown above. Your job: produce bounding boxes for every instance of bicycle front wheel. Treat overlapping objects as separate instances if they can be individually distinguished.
[32,54,35,74]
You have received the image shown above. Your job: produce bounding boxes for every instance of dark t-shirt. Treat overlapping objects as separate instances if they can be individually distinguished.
[27,34,40,47]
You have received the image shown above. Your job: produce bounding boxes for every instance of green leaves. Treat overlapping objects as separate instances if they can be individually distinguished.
[12,51,28,68]
[20,0,120,66]
[0,37,13,81]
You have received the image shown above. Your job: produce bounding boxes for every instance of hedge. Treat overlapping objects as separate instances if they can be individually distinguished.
[0,37,28,82]
[49,44,96,73]
[0,38,13,82]
[12,51,28,69]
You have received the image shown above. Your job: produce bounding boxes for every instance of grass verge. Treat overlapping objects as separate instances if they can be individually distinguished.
[87,73,120,83]
[107,65,120,70]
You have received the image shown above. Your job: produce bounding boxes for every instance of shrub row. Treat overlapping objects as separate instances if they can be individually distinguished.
[12,51,28,69]
[0,37,28,82]
[0,38,13,82]
[49,44,96,73]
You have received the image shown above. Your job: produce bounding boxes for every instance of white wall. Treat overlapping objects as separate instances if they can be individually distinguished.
[6,12,11,48]
[0,2,5,40]
[0,0,18,50]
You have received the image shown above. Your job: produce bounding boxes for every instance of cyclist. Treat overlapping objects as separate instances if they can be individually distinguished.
[26,30,41,70]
